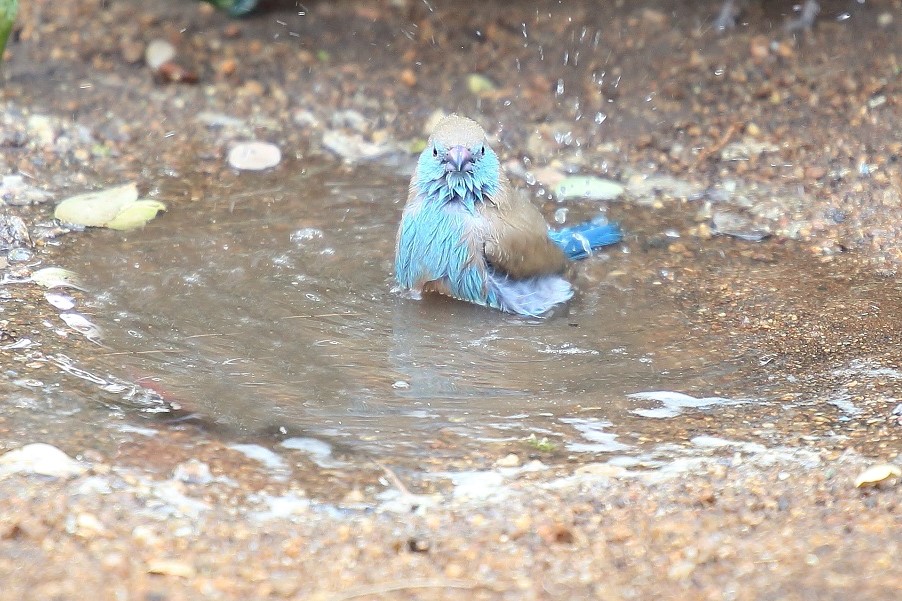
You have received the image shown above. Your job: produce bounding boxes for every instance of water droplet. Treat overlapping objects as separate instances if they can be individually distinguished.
[555,79,565,95]
[290,227,323,242]
[525,172,537,186]
[554,207,568,224]
[594,112,607,124]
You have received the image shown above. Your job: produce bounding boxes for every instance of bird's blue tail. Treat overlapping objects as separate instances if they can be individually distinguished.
[548,219,621,260]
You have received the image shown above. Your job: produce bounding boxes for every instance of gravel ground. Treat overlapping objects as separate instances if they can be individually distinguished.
[1,1,900,599]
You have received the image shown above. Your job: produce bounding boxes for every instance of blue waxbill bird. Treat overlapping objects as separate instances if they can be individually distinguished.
[395,114,621,317]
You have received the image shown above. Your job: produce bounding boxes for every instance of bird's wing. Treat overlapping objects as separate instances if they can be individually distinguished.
[479,177,567,279]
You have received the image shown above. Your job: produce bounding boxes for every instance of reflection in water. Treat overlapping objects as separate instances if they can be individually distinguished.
[51,162,726,459]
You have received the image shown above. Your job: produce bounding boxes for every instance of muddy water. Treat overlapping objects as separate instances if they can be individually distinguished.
[48,162,746,465]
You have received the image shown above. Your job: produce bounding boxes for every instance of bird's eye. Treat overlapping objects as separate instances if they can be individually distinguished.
[479,145,486,156]
[432,146,438,158]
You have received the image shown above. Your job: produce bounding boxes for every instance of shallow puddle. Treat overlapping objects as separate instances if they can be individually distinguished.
[10,161,744,464]
[22,159,893,481]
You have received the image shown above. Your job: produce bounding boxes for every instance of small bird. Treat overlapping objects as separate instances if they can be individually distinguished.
[395,114,621,317]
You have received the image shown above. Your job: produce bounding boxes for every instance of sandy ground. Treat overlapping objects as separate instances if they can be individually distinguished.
[1,0,900,599]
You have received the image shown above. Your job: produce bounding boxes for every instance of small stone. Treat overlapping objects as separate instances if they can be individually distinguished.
[26,115,56,147]
[640,8,668,27]
[804,165,827,180]
[695,223,713,240]
[172,459,214,485]
[6,248,31,262]
[218,58,238,77]
[228,142,282,171]
[239,79,265,97]
[155,62,200,84]
[711,212,771,242]
[774,40,795,59]
[749,35,770,60]
[0,214,32,252]
[147,559,197,578]
[44,292,76,310]
[554,176,624,202]
[145,39,176,71]
[495,453,521,468]
[119,39,144,64]
[0,443,87,478]
[69,512,107,538]
[330,110,369,132]
[854,464,901,488]
[399,68,417,87]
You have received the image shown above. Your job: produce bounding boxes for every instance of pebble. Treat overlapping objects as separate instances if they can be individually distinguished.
[44,291,76,310]
[227,142,282,171]
[854,464,901,488]
[711,211,772,242]
[147,559,197,578]
[68,512,107,538]
[321,130,397,163]
[6,247,31,262]
[329,110,369,132]
[399,68,417,87]
[173,459,215,485]
[554,176,624,202]
[495,453,522,468]
[59,312,102,341]
[0,443,87,478]
[144,39,175,71]
[1,175,52,206]
[26,115,56,147]
[144,39,176,71]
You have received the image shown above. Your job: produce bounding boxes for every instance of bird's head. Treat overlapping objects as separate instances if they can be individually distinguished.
[415,115,501,210]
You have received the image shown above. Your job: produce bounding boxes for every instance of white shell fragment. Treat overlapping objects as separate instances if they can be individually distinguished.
[554,176,625,202]
[60,312,102,342]
[321,130,397,163]
[854,464,901,488]
[0,443,87,479]
[145,39,176,70]
[54,182,166,230]
[227,142,282,171]
[45,291,76,310]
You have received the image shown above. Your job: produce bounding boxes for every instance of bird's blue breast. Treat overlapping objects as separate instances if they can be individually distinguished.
[395,194,501,309]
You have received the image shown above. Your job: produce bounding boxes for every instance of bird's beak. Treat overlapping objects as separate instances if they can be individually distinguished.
[444,146,474,173]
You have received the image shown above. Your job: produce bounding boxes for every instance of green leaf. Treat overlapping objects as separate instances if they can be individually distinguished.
[104,200,167,230]
[30,267,85,290]
[55,183,166,230]
[466,73,496,95]
[0,0,18,60]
